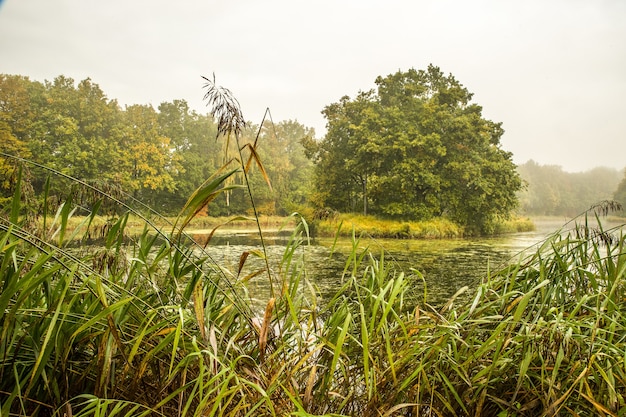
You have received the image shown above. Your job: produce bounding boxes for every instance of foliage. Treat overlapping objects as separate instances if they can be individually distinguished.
[490,216,535,234]
[0,73,313,215]
[311,213,534,239]
[251,119,315,216]
[313,213,462,239]
[121,104,182,201]
[0,164,263,416]
[613,168,626,208]
[517,160,622,216]
[0,74,34,201]
[308,65,522,234]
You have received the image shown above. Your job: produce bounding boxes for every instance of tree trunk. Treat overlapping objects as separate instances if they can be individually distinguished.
[362,173,367,216]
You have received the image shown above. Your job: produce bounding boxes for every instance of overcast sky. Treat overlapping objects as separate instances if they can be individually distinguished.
[1,0,625,172]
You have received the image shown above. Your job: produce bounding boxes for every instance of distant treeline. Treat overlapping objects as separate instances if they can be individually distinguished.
[0,74,314,215]
[517,160,625,217]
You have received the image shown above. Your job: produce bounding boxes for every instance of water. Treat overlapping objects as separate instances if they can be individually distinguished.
[196,218,624,309]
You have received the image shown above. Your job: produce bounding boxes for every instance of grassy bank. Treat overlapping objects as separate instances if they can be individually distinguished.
[311,213,534,239]
[33,214,297,242]
[36,212,534,242]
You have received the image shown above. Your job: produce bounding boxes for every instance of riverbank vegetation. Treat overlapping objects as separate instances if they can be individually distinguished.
[1,160,624,416]
[3,71,624,235]
[309,213,534,239]
[302,66,523,234]
[0,73,314,217]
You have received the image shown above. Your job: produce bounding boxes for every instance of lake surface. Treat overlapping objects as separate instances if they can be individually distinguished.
[196,218,624,309]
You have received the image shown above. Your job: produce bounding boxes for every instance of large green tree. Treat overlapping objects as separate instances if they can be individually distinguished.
[25,76,123,187]
[312,65,522,233]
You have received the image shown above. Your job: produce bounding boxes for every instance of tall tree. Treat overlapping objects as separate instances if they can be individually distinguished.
[312,92,378,214]
[313,65,522,233]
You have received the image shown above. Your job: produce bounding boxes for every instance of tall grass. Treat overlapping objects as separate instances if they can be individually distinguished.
[311,213,534,239]
[0,160,266,416]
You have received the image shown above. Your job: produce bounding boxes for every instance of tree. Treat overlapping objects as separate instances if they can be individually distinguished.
[24,76,123,187]
[313,65,522,233]
[310,92,379,214]
[157,100,220,212]
[517,161,622,216]
[119,104,181,205]
[0,75,33,195]
[0,72,318,215]
[614,169,626,208]
[252,119,315,215]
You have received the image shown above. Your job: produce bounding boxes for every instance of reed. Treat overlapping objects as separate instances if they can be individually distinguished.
[314,213,536,239]
[271,203,626,416]
[314,214,463,239]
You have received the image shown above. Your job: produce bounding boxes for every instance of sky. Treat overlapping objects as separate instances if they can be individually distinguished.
[1,0,625,173]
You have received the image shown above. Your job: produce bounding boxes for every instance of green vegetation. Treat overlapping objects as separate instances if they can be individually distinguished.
[1,157,625,416]
[313,213,462,239]
[4,70,625,235]
[0,74,313,215]
[310,213,534,239]
[303,65,523,234]
[517,160,623,217]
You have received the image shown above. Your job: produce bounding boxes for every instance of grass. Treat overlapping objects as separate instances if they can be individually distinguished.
[33,213,296,241]
[311,213,534,239]
[313,214,462,239]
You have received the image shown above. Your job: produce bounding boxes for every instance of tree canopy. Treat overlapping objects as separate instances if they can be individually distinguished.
[307,65,522,233]
[0,74,313,215]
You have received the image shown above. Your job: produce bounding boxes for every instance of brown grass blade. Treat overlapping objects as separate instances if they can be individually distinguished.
[193,280,206,341]
[259,297,276,362]
[242,143,272,190]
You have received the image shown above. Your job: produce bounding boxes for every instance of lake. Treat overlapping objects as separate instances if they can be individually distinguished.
[194,217,624,309]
